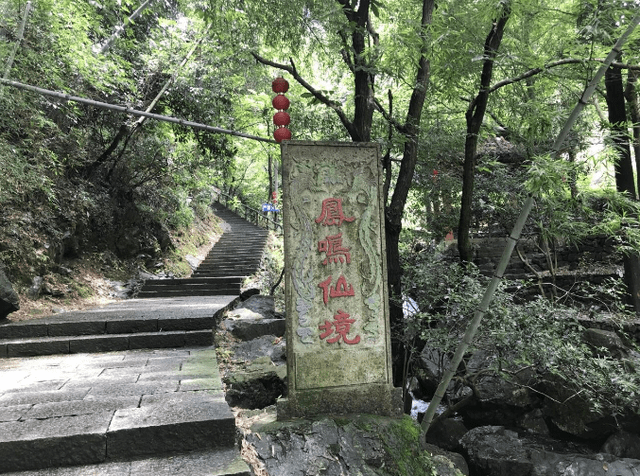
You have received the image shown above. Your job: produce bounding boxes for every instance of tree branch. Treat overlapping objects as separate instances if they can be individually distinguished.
[488,58,640,96]
[373,97,408,134]
[251,51,358,140]
[489,58,583,94]
[0,78,275,143]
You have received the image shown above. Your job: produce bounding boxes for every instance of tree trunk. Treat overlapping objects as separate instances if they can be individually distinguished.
[339,0,374,142]
[458,3,511,263]
[385,0,434,387]
[625,69,640,194]
[605,62,640,312]
[606,63,636,196]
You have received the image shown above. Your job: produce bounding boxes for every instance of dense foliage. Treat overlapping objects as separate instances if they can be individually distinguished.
[1,0,640,433]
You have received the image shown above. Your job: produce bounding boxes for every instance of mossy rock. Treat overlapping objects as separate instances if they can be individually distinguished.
[246,413,465,475]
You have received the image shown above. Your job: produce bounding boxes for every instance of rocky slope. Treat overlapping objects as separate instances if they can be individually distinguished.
[0,201,223,322]
[216,294,640,476]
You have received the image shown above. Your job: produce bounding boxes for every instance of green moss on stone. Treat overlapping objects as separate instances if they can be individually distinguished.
[252,414,437,476]
[380,416,437,476]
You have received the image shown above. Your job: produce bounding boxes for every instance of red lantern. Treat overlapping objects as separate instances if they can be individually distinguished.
[271,76,291,142]
[274,127,292,143]
[272,76,289,94]
[272,94,290,111]
[273,111,291,126]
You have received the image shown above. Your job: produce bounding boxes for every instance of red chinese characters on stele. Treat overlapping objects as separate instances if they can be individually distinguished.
[318,275,354,305]
[315,198,355,227]
[315,197,360,345]
[319,309,361,345]
[317,233,351,265]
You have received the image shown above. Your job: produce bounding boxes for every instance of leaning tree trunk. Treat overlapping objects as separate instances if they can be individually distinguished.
[626,69,640,196]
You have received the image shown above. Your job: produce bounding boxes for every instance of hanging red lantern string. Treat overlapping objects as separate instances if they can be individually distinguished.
[272,76,291,143]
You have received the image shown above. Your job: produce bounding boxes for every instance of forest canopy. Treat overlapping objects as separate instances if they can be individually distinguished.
[1,0,640,300]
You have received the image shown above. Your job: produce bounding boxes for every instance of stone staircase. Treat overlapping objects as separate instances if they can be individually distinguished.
[0,205,268,475]
[137,206,268,298]
[0,346,249,475]
[0,296,233,358]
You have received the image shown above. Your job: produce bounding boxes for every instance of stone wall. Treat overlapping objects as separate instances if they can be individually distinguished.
[471,234,618,279]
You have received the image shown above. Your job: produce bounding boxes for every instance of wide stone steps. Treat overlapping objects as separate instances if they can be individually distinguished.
[0,296,237,358]
[0,347,250,475]
[137,277,244,298]
[0,204,267,474]
[137,205,268,298]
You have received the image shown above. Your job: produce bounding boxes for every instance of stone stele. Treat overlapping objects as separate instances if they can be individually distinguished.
[278,141,402,419]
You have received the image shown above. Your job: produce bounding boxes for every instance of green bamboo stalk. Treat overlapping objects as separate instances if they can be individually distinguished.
[96,0,154,54]
[133,25,211,130]
[0,78,276,144]
[2,1,32,81]
[419,12,640,442]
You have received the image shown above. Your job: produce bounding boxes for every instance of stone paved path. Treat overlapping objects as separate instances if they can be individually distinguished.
[0,205,268,474]
[0,343,250,475]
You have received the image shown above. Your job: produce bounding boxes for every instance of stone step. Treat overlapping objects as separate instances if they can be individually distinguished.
[201,254,262,259]
[141,277,245,285]
[0,347,245,474]
[212,232,267,238]
[1,448,252,475]
[136,288,241,298]
[192,264,260,271]
[200,254,263,260]
[189,272,251,279]
[0,329,213,357]
[136,276,244,297]
[137,283,242,297]
[0,313,215,340]
[0,296,239,357]
[0,394,235,472]
[205,242,265,248]
[202,250,265,259]
[193,265,260,273]
[195,265,261,272]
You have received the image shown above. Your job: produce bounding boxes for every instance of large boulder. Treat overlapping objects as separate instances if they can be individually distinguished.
[236,294,283,320]
[231,335,286,364]
[0,266,19,320]
[445,350,541,429]
[601,431,640,459]
[245,413,465,476]
[538,372,617,440]
[423,443,470,476]
[461,426,532,475]
[461,425,640,476]
[583,328,629,358]
[424,417,469,452]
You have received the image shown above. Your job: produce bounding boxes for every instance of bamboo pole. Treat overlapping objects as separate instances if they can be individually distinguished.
[419,12,640,442]
[0,78,276,144]
[133,25,211,130]
[96,0,154,54]
[2,1,32,80]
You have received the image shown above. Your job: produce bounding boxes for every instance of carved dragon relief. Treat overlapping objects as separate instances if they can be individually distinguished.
[289,158,317,344]
[351,166,383,342]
